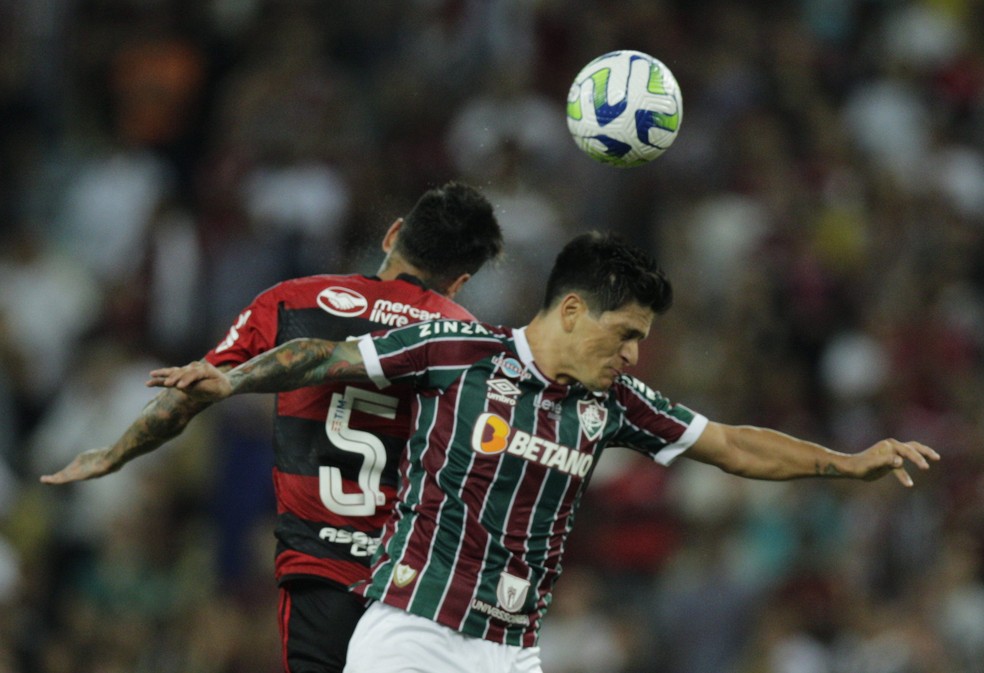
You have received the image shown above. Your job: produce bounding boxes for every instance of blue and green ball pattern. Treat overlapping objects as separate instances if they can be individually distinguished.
[567,50,683,167]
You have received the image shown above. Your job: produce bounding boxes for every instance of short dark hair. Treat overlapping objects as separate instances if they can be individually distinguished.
[542,232,673,314]
[395,182,503,285]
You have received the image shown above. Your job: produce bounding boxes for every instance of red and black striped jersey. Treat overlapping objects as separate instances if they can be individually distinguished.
[204,274,476,588]
[352,320,708,646]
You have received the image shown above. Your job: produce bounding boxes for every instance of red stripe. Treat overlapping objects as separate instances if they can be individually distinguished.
[276,384,416,435]
[276,549,370,587]
[279,587,291,673]
[273,469,396,530]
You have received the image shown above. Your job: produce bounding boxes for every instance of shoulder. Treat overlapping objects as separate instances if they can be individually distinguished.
[261,274,374,314]
[256,274,350,301]
[382,318,504,342]
[612,373,664,405]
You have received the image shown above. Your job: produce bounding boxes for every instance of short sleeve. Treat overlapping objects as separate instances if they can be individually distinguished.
[205,289,279,367]
[356,319,494,392]
[611,376,709,466]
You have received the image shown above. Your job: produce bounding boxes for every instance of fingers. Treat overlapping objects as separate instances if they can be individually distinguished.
[884,440,940,488]
[892,466,914,488]
[147,363,208,390]
[890,440,939,471]
[40,461,92,485]
[40,471,69,485]
[39,451,106,484]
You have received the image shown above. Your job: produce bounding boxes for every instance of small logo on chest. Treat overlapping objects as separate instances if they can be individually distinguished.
[392,563,418,588]
[577,399,607,441]
[496,572,531,613]
[486,378,521,405]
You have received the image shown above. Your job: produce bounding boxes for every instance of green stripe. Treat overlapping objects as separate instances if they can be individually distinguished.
[407,389,472,619]
[647,61,668,94]
[369,396,441,598]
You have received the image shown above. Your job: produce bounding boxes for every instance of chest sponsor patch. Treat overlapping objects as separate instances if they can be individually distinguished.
[368,299,443,327]
[470,413,594,477]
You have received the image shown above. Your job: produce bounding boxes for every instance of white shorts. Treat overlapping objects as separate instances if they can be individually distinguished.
[344,601,543,673]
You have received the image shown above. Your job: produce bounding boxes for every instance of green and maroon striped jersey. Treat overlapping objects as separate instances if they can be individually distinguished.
[353,319,707,647]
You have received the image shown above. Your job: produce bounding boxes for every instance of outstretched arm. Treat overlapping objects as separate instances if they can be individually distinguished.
[687,421,940,487]
[40,368,220,485]
[147,338,368,402]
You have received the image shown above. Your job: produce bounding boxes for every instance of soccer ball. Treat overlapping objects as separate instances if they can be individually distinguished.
[566,50,683,167]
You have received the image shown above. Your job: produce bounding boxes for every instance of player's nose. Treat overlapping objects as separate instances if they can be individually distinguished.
[619,341,639,367]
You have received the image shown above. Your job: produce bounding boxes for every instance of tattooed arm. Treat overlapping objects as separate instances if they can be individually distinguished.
[40,364,224,484]
[685,421,939,487]
[43,339,368,484]
[147,338,368,402]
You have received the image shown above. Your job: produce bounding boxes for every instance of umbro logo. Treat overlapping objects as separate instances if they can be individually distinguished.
[487,378,521,406]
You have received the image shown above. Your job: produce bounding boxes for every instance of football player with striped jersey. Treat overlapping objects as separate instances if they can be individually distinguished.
[41,182,504,673]
[149,232,940,673]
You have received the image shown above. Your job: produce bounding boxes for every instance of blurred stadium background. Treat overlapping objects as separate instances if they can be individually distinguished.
[1,0,983,671]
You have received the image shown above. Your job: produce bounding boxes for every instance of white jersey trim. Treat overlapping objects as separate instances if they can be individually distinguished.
[356,335,390,389]
[655,413,709,466]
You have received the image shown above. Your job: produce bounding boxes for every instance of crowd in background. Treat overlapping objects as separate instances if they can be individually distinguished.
[1,0,983,671]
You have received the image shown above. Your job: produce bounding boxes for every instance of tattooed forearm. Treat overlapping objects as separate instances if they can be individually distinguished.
[227,339,367,394]
[138,389,205,441]
[112,388,210,464]
[815,460,845,477]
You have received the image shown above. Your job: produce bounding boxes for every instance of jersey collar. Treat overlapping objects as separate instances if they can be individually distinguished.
[513,325,597,396]
[366,273,430,290]
[512,326,557,388]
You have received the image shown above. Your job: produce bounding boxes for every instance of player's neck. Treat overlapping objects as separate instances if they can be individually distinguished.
[523,314,574,385]
[377,255,428,285]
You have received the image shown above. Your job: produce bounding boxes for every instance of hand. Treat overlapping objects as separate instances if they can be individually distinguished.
[852,439,940,487]
[147,361,233,402]
[40,447,119,484]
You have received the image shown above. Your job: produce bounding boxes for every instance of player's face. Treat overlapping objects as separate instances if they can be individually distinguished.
[570,301,655,391]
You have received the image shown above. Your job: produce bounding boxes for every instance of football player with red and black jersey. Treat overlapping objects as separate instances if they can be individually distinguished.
[41,182,503,673]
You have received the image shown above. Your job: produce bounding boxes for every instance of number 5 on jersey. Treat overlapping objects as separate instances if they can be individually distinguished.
[321,387,398,516]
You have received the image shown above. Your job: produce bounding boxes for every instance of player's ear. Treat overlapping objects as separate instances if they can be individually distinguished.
[381,218,404,253]
[444,273,471,299]
[559,293,587,332]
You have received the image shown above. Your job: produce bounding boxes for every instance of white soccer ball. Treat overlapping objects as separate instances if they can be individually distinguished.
[566,50,683,167]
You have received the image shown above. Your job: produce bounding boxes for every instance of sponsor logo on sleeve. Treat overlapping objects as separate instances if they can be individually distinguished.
[419,321,491,337]
[215,309,252,353]
[317,287,369,317]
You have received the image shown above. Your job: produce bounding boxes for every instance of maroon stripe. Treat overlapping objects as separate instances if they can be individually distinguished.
[385,396,465,611]
[435,454,500,627]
